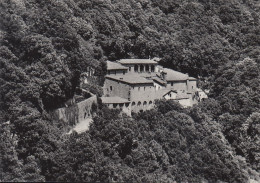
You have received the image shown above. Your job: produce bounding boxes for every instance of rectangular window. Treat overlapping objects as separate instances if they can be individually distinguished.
[171,82,173,86]
[129,67,131,71]
[123,71,125,75]
[144,87,146,91]
[110,86,113,91]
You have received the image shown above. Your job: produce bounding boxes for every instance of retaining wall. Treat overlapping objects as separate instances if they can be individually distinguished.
[50,95,97,126]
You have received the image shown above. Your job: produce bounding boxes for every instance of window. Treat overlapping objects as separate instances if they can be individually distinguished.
[143,101,147,105]
[144,87,146,91]
[137,101,142,106]
[113,104,117,108]
[125,103,129,107]
[149,101,153,105]
[138,87,140,91]
[123,71,125,75]
[171,82,173,86]
[192,86,194,89]
[110,86,113,91]
[134,65,138,72]
[119,103,124,108]
[129,67,131,71]
[132,102,136,106]
[169,94,172,97]
[145,65,149,72]
[140,65,144,72]
[151,65,155,72]
[108,71,110,75]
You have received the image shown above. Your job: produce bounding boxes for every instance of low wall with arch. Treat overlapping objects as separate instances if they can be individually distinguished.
[131,100,155,113]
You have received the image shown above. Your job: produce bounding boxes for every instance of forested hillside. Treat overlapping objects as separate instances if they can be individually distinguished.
[1,0,260,182]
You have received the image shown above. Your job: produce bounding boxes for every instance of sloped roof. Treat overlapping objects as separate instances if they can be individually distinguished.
[107,61,128,70]
[163,68,189,81]
[152,76,167,85]
[118,59,158,65]
[101,96,130,104]
[189,76,197,81]
[176,92,189,99]
[156,89,177,98]
[106,75,154,85]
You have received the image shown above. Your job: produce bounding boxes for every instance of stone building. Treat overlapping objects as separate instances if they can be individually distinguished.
[101,96,131,116]
[102,58,200,115]
[118,59,158,73]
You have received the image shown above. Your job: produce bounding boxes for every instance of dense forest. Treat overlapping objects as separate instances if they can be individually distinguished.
[0,0,260,182]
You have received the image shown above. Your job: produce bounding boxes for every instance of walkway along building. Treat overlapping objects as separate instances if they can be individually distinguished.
[102,58,206,116]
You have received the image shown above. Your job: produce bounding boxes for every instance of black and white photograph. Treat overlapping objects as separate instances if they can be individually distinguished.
[0,0,260,182]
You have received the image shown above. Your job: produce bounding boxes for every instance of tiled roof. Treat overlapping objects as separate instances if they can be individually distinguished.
[101,96,130,104]
[152,76,167,85]
[106,75,154,84]
[189,76,197,81]
[163,68,189,81]
[118,59,158,65]
[176,92,189,99]
[107,61,128,70]
[156,89,176,98]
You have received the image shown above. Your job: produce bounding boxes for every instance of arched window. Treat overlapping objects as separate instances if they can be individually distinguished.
[125,103,129,107]
[132,102,136,106]
[145,65,149,72]
[134,65,138,72]
[149,101,153,105]
[151,65,155,72]
[140,65,144,72]
[143,101,147,105]
[137,101,142,106]
[113,104,117,108]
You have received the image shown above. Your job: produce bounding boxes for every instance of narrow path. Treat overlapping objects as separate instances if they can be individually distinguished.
[68,118,92,134]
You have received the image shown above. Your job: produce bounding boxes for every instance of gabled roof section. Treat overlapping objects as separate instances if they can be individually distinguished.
[118,59,158,65]
[189,77,197,81]
[156,89,177,98]
[106,75,154,85]
[176,92,189,99]
[152,76,167,86]
[101,96,130,104]
[107,61,128,70]
[163,68,189,81]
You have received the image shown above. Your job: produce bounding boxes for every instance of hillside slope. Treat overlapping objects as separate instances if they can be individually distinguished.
[0,0,260,182]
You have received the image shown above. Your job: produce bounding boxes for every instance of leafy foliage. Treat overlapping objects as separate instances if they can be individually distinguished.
[0,0,260,182]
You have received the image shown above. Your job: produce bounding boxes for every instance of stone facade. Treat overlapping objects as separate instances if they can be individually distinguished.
[50,94,97,126]
[102,59,202,116]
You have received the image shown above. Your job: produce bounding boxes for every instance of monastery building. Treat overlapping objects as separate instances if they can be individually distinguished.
[101,58,202,116]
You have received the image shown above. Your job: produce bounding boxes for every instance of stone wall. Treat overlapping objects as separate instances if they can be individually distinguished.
[50,95,97,126]
[107,70,127,75]
[167,81,187,91]
[104,78,131,99]
[130,83,156,102]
